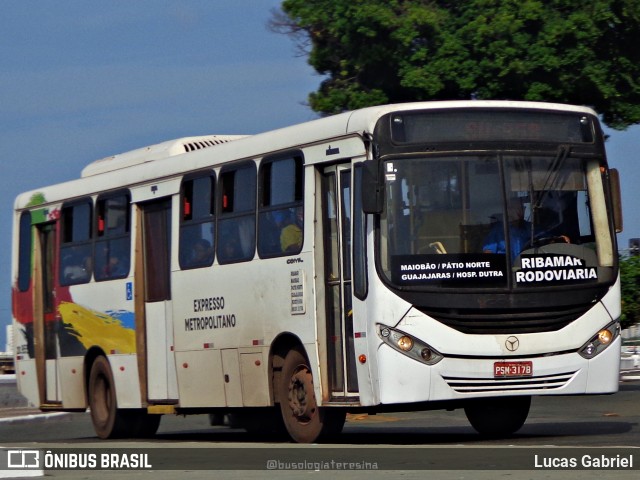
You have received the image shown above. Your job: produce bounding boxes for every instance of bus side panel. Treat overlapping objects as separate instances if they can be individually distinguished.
[175,349,226,407]
[108,354,143,408]
[57,356,85,408]
[14,358,39,407]
[172,253,318,408]
[351,296,374,404]
[221,349,243,406]
[58,284,140,409]
[65,282,137,356]
[239,350,270,406]
[349,211,384,407]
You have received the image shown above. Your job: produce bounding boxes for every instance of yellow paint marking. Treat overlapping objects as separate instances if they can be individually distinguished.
[147,405,175,415]
[58,302,136,354]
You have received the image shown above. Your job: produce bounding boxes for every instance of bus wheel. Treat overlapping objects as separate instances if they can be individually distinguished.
[278,349,346,443]
[464,396,531,437]
[233,408,287,439]
[88,356,128,439]
[128,410,161,438]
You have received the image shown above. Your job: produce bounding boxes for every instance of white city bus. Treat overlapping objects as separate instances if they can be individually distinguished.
[11,101,623,442]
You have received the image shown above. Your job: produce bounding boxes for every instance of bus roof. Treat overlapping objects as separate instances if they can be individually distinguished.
[14,100,599,210]
[81,135,249,177]
[78,100,600,180]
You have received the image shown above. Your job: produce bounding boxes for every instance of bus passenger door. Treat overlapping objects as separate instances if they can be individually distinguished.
[33,222,61,405]
[139,198,178,402]
[322,165,358,399]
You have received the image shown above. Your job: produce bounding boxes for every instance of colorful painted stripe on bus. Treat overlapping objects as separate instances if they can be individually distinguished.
[13,192,137,358]
[58,302,136,354]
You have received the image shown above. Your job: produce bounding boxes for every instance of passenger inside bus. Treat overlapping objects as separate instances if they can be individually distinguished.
[189,238,214,266]
[61,246,92,283]
[219,233,242,261]
[260,208,303,255]
[279,207,303,253]
[99,243,129,278]
[104,252,127,277]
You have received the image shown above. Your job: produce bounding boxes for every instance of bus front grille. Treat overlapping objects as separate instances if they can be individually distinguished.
[442,371,577,393]
[419,303,594,334]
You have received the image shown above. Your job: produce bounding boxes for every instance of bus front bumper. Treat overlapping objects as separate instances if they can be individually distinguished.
[376,335,621,405]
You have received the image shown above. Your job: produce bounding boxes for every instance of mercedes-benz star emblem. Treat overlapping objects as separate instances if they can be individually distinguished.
[505,336,520,352]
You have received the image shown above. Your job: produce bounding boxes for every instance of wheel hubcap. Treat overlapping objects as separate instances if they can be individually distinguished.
[288,365,316,422]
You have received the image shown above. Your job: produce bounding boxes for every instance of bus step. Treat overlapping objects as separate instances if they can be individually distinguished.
[147,405,176,415]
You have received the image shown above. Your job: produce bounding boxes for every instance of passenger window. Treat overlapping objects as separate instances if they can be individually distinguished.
[258,154,304,258]
[95,193,131,281]
[60,200,93,285]
[217,162,256,264]
[180,173,215,269]
[18,211,32,292]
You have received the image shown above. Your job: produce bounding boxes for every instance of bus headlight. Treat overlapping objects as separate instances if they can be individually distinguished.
[397,336,413,352]
[376,324,443,365]
[578,321,620,359]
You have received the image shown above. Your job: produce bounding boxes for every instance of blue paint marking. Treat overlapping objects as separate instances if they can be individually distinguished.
[126,282,133,301]
[106,310,136,330]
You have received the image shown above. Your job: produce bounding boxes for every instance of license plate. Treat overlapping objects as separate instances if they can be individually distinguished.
[494,361,533,377]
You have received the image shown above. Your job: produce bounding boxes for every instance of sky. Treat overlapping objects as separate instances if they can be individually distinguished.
[1,1,640,350]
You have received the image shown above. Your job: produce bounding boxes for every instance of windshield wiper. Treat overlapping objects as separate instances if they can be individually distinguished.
[529,144,571,247]
[534,144,571,210]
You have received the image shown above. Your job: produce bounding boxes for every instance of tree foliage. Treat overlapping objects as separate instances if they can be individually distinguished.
[620,255,640,328]
[273,0,640,129]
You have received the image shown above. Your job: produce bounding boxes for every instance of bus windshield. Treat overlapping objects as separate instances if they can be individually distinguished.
[380,154,614,288]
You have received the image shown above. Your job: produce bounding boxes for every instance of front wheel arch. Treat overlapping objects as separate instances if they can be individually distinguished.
[86,354,161,439]
[87,355,128,439]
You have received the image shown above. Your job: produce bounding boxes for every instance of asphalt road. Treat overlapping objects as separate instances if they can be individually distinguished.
[0,378,638,479]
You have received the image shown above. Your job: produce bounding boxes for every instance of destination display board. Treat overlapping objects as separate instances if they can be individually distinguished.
[391,110,593,144]
[391,254,507,287]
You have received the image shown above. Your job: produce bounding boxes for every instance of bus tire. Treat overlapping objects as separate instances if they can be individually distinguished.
[128,410,161,438]
[278,349,346,443]
[88,356,129,439]
[464,395,531,437]
[233,408,287,439]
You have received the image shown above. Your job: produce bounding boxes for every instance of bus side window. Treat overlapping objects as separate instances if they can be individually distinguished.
[95,192,131,281]
[179,172,215,269]
[59,199,93,285]
[258,153,304,258]
[17,211,32,292]
[217,162,256,264]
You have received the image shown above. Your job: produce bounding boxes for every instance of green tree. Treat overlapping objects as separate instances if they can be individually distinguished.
[620,255,640,328]
[273,0,640,129]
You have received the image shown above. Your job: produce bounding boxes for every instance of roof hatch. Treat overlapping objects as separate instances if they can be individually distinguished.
[80,134,248,177]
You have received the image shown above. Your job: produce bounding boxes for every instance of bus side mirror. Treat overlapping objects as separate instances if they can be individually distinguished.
[610,168,623,233]
[361,160,384,214]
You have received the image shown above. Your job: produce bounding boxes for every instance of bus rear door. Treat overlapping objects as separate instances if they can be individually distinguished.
[137,198,178,403]
[33,222,61,405]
